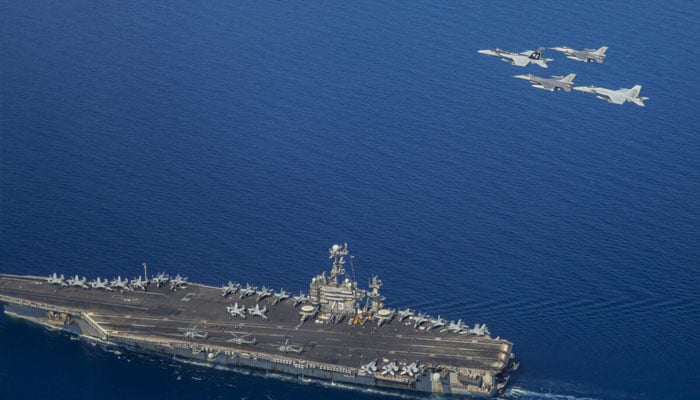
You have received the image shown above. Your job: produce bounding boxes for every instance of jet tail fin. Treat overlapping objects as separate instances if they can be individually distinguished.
[627,85,642,98]
[562,73,576,83]
[595,46,608,55]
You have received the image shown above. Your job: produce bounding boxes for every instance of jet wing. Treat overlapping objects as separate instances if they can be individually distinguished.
[537,81,558,90]
[605,93,627,104]
[510,56,530,67]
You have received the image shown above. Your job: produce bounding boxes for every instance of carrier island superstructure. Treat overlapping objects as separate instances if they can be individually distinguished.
[0,244,517,396]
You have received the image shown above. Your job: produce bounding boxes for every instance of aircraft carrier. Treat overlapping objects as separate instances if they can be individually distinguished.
[0,244,517,396]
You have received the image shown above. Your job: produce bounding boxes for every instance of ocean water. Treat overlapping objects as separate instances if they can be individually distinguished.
[1,1,699,399]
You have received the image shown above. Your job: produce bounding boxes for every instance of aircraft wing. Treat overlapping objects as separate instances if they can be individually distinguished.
[511,56,530,67]
[538,81,558,90]
[605,93,627,104]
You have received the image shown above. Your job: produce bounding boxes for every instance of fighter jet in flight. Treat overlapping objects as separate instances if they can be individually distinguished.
[574,84,648,107]
[226,302,246,319]
[549,46,608,63]
[513,73,576,92]
[478,47,552,68]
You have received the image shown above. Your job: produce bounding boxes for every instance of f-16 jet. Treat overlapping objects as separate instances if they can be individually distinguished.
[226,332,256,346]
[272,289,290,305]
[221,281,239,297]
[226,302,246,319]
[574,84,648,107]
[89,277,112,291]
[47,273,67,286]
[169,274,188,291]
[256,286,273,302]
[291,291,309,307]
[130,276,148,291]
[239,283,257,298]
[67,275,89,289]
[247,303,268,319]
[151,272,169,288]
[478,47,552,68]
[513,73,576,92]
[110,276,130,291]
[549,46,608,63]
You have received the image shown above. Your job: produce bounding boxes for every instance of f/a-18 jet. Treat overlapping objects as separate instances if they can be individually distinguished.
[89,277,112,291]
[221,281,239,297]
[549,46,608,63]
[574,84,648,107]
[47,273,67,286]
[248,303,268,319]
[67,275,88,289]
[478,47,552,68]
[513,73,576,92]
[226,302,246,319]
[291,291,309,307]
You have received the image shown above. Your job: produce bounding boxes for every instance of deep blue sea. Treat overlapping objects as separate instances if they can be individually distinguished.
[1,1,699,399]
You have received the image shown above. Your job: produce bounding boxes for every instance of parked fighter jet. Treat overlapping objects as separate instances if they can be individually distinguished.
[360,359,378,374]
[169,274,188,291]
[130,276,148,291]
[247,303,268,319]
[182,325,208,339]
[549,46,608,63]
[397,308,414,322]
[226,332,256,346]
[47,273,67,286]
[226,302,246,319]
[513,73,576,92]
[272,289,290,305]
[574,84,648,106]
[426,315,447,331]
[381,360,399,376]
[461,323,490,336]
[67,275,89,289]
[400,361,420,377]
[110,276,130,291]
[89,277,112,291]
[412,312,430,329]
[239,283,257,298]
[151,272,170,288]
[273,338,304,354]
[291,291,310,307]
[256,286,273,302]
[221,281,239,297]
[478,47,552,68]
[440,319,466,334]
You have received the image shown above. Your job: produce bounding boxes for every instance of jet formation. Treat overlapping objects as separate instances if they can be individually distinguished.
[478,45,647,106]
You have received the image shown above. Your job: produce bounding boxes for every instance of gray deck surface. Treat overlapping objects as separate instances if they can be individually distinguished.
[0,274,512,372]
